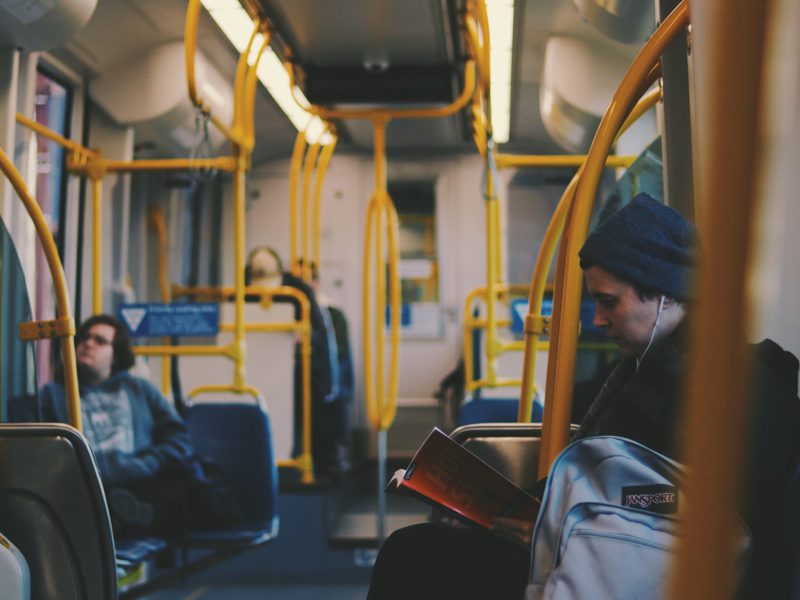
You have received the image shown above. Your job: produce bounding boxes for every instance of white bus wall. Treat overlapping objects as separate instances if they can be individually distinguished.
[228,153,501,428]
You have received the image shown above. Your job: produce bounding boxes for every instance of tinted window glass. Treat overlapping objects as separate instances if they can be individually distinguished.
[0,216,38,421]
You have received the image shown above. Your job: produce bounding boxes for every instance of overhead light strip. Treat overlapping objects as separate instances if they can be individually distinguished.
[200,0,332,144]
[486,0,514,144]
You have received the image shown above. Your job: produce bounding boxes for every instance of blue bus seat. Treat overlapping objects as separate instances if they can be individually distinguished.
[0,423,117,599]
[184,401,279,546]
[456,397,543,427]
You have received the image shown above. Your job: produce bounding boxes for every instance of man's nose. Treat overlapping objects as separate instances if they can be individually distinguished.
[593,307,609,328]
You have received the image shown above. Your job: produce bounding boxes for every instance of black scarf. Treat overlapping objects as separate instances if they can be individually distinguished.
[575,321,688,460]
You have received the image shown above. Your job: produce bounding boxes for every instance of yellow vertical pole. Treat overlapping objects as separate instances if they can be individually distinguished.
[299,301,314,482]
[289,131,306,272]
[669,0,772,598]
[373,117,388,423]
[362,196,377,424]
[484,163,498,385]
[519,173,578,425]
[312,138,337,269]
[148,206,173,396]
[92,176,103,314]
[301,142,321,281]
[232,150,247,388]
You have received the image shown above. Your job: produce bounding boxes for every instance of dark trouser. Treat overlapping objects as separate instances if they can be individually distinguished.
[367,523,530,600]
[108,470,190,540]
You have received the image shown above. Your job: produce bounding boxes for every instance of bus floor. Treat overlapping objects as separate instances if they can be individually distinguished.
[132,465,427,599]
[140,583,369,599]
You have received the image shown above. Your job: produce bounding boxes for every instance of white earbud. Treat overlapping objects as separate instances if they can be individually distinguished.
[637,295,667,372]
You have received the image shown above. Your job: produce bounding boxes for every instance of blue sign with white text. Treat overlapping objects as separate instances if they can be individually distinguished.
[118,303,220,337]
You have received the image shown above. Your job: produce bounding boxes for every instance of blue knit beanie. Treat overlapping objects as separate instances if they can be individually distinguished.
[579,193,696,300]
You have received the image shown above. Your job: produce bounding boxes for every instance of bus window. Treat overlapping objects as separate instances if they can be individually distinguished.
[0,215,37,421]
[388,179,441,338]
[32,69,71,385]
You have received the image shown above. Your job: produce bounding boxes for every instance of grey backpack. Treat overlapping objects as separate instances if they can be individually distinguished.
[525,436,749,600]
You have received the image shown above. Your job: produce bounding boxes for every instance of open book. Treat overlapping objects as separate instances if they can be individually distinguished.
[385,427,540,529]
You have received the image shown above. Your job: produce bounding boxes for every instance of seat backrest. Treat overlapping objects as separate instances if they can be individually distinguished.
[450,423,579,493]
[456,397,544,428]
[0,424,117,600]
[186,402,278,529]
[175,302,296,461]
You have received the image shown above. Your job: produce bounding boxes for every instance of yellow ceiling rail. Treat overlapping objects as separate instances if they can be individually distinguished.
[464,1,491,98]
[232,22,262,143]
[15,113,99,158]
[670,0,771,597]
[539,1,688,475]
[312,135,338,270]
[185,0,241,145]
[0,146,81,431]
[243,31,271,153]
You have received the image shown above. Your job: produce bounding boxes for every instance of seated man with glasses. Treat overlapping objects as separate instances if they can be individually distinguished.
[35,314,195,539]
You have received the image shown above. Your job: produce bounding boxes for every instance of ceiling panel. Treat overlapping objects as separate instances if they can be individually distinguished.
[52,0,650,162]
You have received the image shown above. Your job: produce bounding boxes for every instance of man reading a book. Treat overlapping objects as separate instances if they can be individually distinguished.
[367,193,697,600]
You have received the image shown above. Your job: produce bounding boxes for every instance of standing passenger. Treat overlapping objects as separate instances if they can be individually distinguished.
[245,247,345,479]
[367,193,696,600]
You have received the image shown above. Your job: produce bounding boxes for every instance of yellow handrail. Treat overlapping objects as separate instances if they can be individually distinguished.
[362,117,402,431]
[539,1,688,474]
[172,283,315,483]
[15,113,99,158]
[232,22,261,142]
[187,383,263,403]
[0,146,81,430]
[495,154,637,169]
[184,0,240,145]
[462,284,529,390]
[278,13,481,436]
[95,158,238,173]
[312,137,338,269]
[518,84,663,427]
[244,32,270,152]
[669,0,770,596]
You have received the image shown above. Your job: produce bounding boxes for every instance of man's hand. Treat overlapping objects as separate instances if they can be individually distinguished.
[489,516,535,550]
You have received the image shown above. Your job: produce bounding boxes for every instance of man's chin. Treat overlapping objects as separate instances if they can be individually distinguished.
[77,362,99,380]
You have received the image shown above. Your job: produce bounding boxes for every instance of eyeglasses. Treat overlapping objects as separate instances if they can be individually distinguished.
[76,333,113,347]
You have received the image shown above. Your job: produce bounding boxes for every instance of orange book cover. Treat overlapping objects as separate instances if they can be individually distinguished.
[385,427,540,529]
